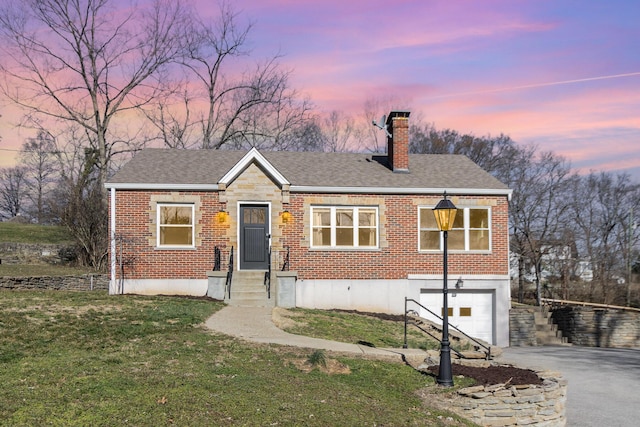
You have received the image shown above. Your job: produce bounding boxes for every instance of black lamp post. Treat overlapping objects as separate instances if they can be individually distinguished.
[433,192,457,387]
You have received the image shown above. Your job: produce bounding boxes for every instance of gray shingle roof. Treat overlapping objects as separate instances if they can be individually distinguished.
[107,148,509,192]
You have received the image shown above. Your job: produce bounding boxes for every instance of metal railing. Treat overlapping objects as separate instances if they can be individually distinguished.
[403,297,492,360]
[281,245,290,271]
[213,246,221,271]
[264,246,272,299]
[541,297,640,312]
[225,247,234,299]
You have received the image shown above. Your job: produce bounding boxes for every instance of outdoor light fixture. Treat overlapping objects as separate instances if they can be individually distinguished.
[281,210,292,224]
[217,210,229,224]
[433,191,457,387]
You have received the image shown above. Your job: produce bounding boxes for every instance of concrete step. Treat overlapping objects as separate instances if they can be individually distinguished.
[536,323,558,332]
[533,306,569,345]
[226,270,274,307]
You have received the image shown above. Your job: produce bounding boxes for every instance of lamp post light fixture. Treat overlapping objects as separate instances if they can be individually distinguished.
[432,192,458,387]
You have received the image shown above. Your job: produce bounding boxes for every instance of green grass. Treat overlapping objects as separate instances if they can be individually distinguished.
[0,264,96,277]
[0,291,476,426]
[279,308,444,350]
[0,222,73,244]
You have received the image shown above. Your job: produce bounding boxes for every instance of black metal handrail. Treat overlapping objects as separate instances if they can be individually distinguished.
[264,246,272,299]
[213,246,221,271]
[281,245,290,271]
[225,247,234,299]
[403,297,492,360]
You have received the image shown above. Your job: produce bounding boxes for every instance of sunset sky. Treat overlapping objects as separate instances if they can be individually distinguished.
[1,0,639,179]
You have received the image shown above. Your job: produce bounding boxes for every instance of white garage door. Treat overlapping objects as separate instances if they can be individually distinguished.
[419,290,494,344]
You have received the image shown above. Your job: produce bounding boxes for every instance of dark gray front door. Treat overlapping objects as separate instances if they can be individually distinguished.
[240,205,269,270]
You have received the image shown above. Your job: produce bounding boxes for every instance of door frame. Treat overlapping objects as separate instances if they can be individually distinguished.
[237,201,271,271]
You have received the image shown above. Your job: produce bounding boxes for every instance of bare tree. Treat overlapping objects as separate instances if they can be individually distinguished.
[0,0,192,189]
[499,147,575,304]
[273,117,326,152]
[49,135,108,269]
[569,172,640,305]
[19,130,59,223]
[143,1,312,151]
[360,97,407,153]
[0,166,28,219]
[409,124,517,175]
[322,110,355,152]
[142,84,195,149]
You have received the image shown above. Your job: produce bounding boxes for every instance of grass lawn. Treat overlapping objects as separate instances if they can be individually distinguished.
[0,291,476,426]
[278,307,444,350]
[0,222,73,244]
[0,264,96,277]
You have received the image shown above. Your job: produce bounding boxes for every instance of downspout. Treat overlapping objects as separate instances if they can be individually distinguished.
[109,187,117,294]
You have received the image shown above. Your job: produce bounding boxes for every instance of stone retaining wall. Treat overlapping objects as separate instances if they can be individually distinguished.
[0,242,68,265]
[509,307,537,346]
[550,306,640,348]
[0,275,109,291]
[446,368,567,427]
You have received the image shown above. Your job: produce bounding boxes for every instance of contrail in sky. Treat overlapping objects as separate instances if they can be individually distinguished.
[428,71,640,100]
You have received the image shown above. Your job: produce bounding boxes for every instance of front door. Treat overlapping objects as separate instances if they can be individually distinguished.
[239,204,270,270]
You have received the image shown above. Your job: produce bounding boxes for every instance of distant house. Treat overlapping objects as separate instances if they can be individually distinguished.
[105,111,513,346]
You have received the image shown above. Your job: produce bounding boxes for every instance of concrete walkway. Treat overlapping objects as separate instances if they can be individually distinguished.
[204,305,428,363]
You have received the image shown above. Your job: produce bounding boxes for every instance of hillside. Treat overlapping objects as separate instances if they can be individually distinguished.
[0,222,73,244]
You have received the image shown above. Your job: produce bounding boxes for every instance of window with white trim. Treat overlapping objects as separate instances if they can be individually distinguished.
[157,204,195,247]
[311,206,378,248]
[419,207,490,251]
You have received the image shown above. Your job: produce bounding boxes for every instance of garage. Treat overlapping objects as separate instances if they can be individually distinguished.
[419,289,495,344]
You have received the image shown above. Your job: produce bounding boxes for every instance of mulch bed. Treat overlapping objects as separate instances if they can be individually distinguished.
[426,364,543,386]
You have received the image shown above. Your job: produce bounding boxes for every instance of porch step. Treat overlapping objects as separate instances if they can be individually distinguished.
[534,307,570,346]
[227,271,274,308]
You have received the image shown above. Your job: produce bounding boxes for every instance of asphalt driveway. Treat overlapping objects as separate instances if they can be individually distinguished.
[500,346,640,427]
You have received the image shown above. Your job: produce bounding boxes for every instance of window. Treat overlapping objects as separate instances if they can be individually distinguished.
[460,307,472,316]
[157,204,195,247]
[311,206,378,248]
[419,207,490,251]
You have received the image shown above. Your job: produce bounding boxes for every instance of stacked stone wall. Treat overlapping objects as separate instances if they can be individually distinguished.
[551,306,640,348]
[439,368,567,427]
[0,242,68,265]
[509,307,537,346]
[0,275,108,291]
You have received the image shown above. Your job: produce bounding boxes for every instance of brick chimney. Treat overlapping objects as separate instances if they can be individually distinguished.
[386,111,410,173]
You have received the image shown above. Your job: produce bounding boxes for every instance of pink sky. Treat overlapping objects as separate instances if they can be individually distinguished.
[1,0,639,179]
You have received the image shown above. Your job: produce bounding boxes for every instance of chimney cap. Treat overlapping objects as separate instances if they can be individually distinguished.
[386,110,410,125]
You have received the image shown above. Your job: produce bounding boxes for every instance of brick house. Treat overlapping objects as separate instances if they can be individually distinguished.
[105,111,513,346]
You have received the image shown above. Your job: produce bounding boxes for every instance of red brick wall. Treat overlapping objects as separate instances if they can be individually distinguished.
[388,116,409,172]
[111,190,226,279]
[280,193,509,280]
[111,190,509,281]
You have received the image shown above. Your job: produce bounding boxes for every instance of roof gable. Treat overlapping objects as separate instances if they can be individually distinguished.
[220,148,289,187]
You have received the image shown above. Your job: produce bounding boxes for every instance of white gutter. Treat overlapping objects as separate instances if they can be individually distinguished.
[104,182,512,200]
[104,183,219,191]
[289,186,513,200]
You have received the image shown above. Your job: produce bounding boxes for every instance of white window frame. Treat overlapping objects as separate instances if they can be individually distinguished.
[418,206,491,252]
[156,203,195,248]
[310,206,379,249]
